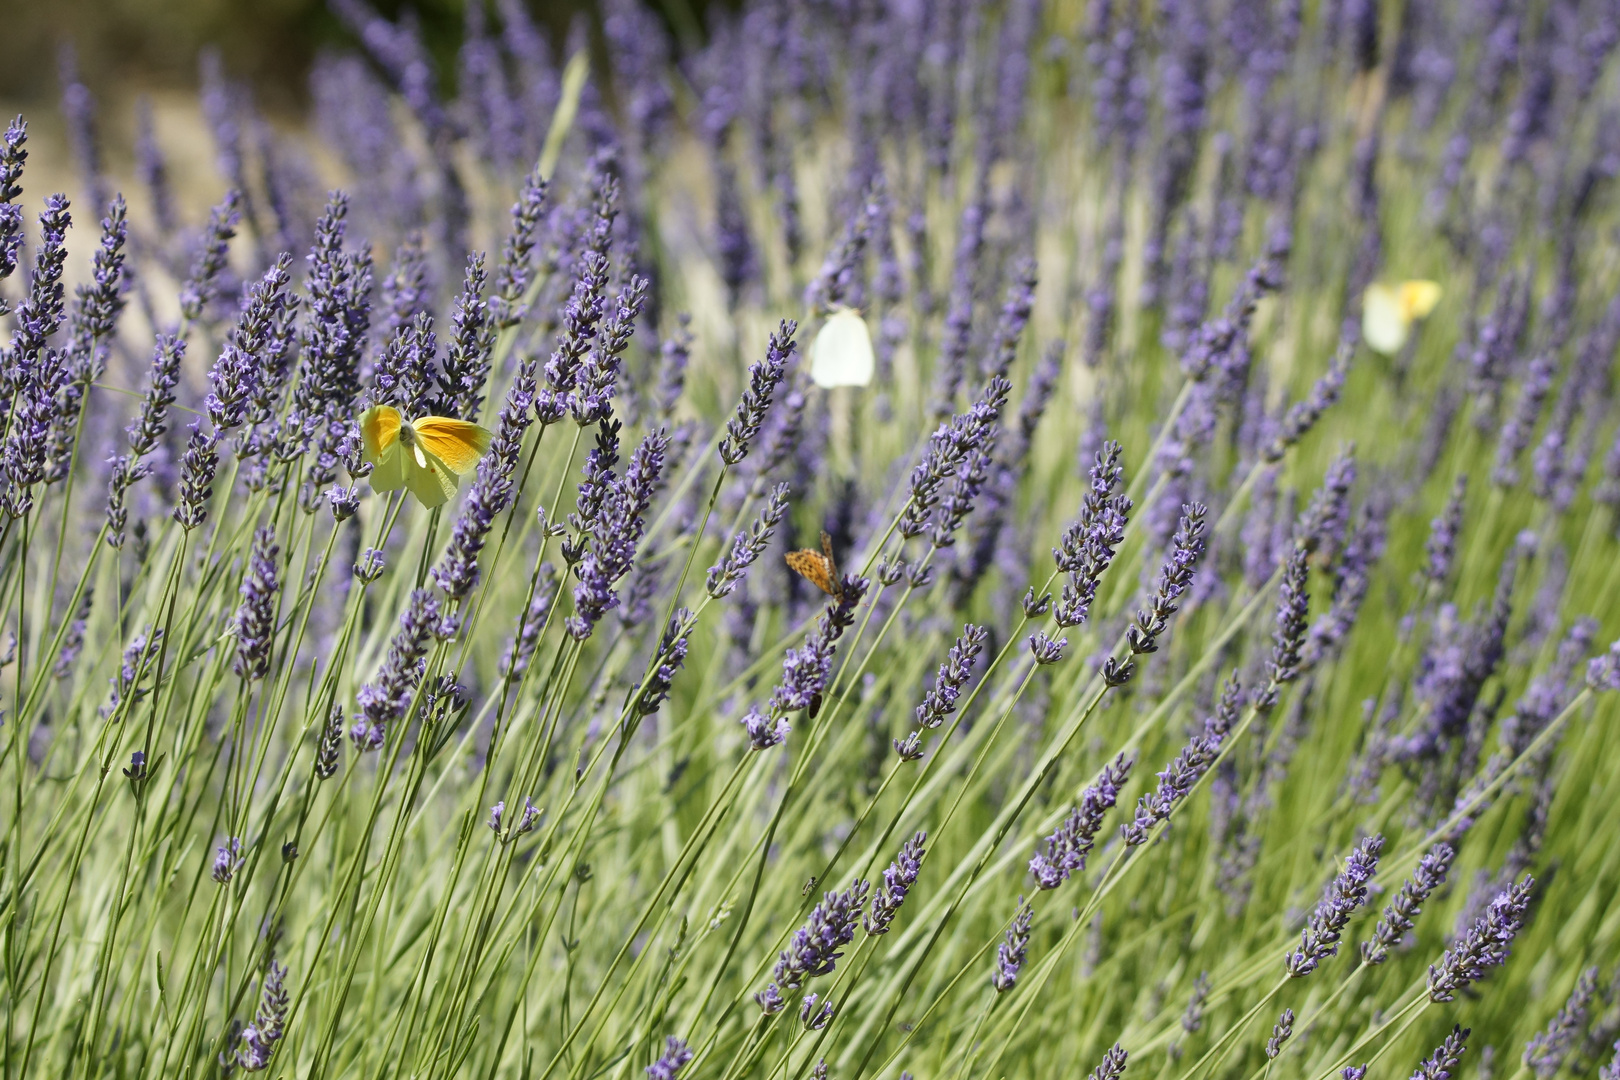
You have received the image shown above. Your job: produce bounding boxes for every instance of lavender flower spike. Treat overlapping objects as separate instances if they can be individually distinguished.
[916,624,988,728]
[1428,876,1534,1001]
[1285,834,1383,977]
[1031,753,1132,888]
[865,831,926,935]
[992,898,1034,992]
[233,961,290,1071]
[707,483,790,598]
[233,526,281,681]
[646,1037,693,1080]
[1523,967,1601,1079]
[720,321,798,464]
[1089,1045,1128,1080]
[758,877,871,1007]
[1363,843,1455,964]
[1411,1026,1470,1080]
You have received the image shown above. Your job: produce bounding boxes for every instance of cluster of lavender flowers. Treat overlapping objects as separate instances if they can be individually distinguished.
[4,0,1620,1076]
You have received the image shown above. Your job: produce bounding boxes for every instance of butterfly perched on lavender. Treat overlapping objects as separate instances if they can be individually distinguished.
[785,531,844,602]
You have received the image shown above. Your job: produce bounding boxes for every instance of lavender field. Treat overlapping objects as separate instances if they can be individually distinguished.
[2,0,1619,1077]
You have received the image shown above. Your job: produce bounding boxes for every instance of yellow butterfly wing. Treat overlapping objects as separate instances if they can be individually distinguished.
[809,307,875,388]
[1399,280,1443,321]
[412,416,494,476]
[403,442,460,508]
[1362,284,1409,356]
[361,405,406,493]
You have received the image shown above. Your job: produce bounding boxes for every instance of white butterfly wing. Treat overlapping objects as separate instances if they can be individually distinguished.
[1362,284,1410,356]
[809,309,876,388]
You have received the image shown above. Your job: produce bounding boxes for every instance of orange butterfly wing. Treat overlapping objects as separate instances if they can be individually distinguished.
[786,533,843,597]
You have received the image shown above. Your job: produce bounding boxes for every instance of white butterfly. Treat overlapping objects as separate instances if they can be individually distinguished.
[809,307,875,388]
[1363,280,1443,356]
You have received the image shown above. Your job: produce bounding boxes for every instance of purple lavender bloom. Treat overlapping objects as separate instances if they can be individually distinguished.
[1428,876,1534,1001]
[1263,351,1349,464]
[742,707,790,751]
[633,612,691,718]
[892,731,924,761]
[645,1036,693,1080]
[1523,967,1601,1078]
[1599,1043,1620,1080]
[930,377,1014,549]
[1265,1009,1295,1058]
[210,256,294,433]
[1589,640,1620,692]
[1363,843,1456,964]
[351,589,441,750]
[212,837,244,884]
[865,831,926,935]
[1122,728,1225,846]
[707,483,791,598]
[1088,1044,1129,1080]
[1054,441,1133,628]
[1258,547,1311,709]
[1285,835,1384,976]
[567,429,670,640]
[759,877,872,1005]
[720,321,798,465]
[992,898,1034,992]
[1425,476,1467,588]
[432,352,540,601]
[655,316,692,419]
[1126,503,1207,656]
[1030,754,1132,888]
[6,191,70,374]
[134,99,176,237]
[232,961,289,1071]
[173,425,221,531]
[1343,1068,1368,1080]
[179,189,242,326]
[1028,632,1068,665]
[767,576,870,714]
[571,276,649,425]
[436,252,496,420]
[800,994,833,1031]
[315,703,344,780]
[490,166,548,328]
[916,625,988,728]
[1411,1026,1470,1080]
[1297,448,1357,558]
[57,45,108,215]
[233,527,281,681]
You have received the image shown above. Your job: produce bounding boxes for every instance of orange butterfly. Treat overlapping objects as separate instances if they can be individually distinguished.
[786,531,844,601]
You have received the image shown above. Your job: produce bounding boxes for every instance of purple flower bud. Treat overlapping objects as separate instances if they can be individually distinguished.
[173,424,221,532]
[1265,1009,1294,1059]
[212,837,244,884]
[720,322,798,465]
[1523,967,1601,1079]
[233,527,281,681]
[917,625,988,728]
[992,898,1034,992]
[352,589,441,750]
[314,703,343,780]
[1126,502,1207,655]
[1363,843,1455,964]
[1088,1044,1129,1080]
[866,831,926,936]
[1031,754,1132,888]
[760,877,871,1005]
[708,483,791,598]
[646,1036,693,1080]
[232,960,289,1071]
[179,189,242,326]
[1285,835,1384,976]
[1412,1026,1470,1080]
[1427,876,1534,1001]
[1028,632,1067,665]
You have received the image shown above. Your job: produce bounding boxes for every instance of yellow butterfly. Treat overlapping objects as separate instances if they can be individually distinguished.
[1363,280,1443,356]
[359,404,493,508]
[809,306,875,388]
